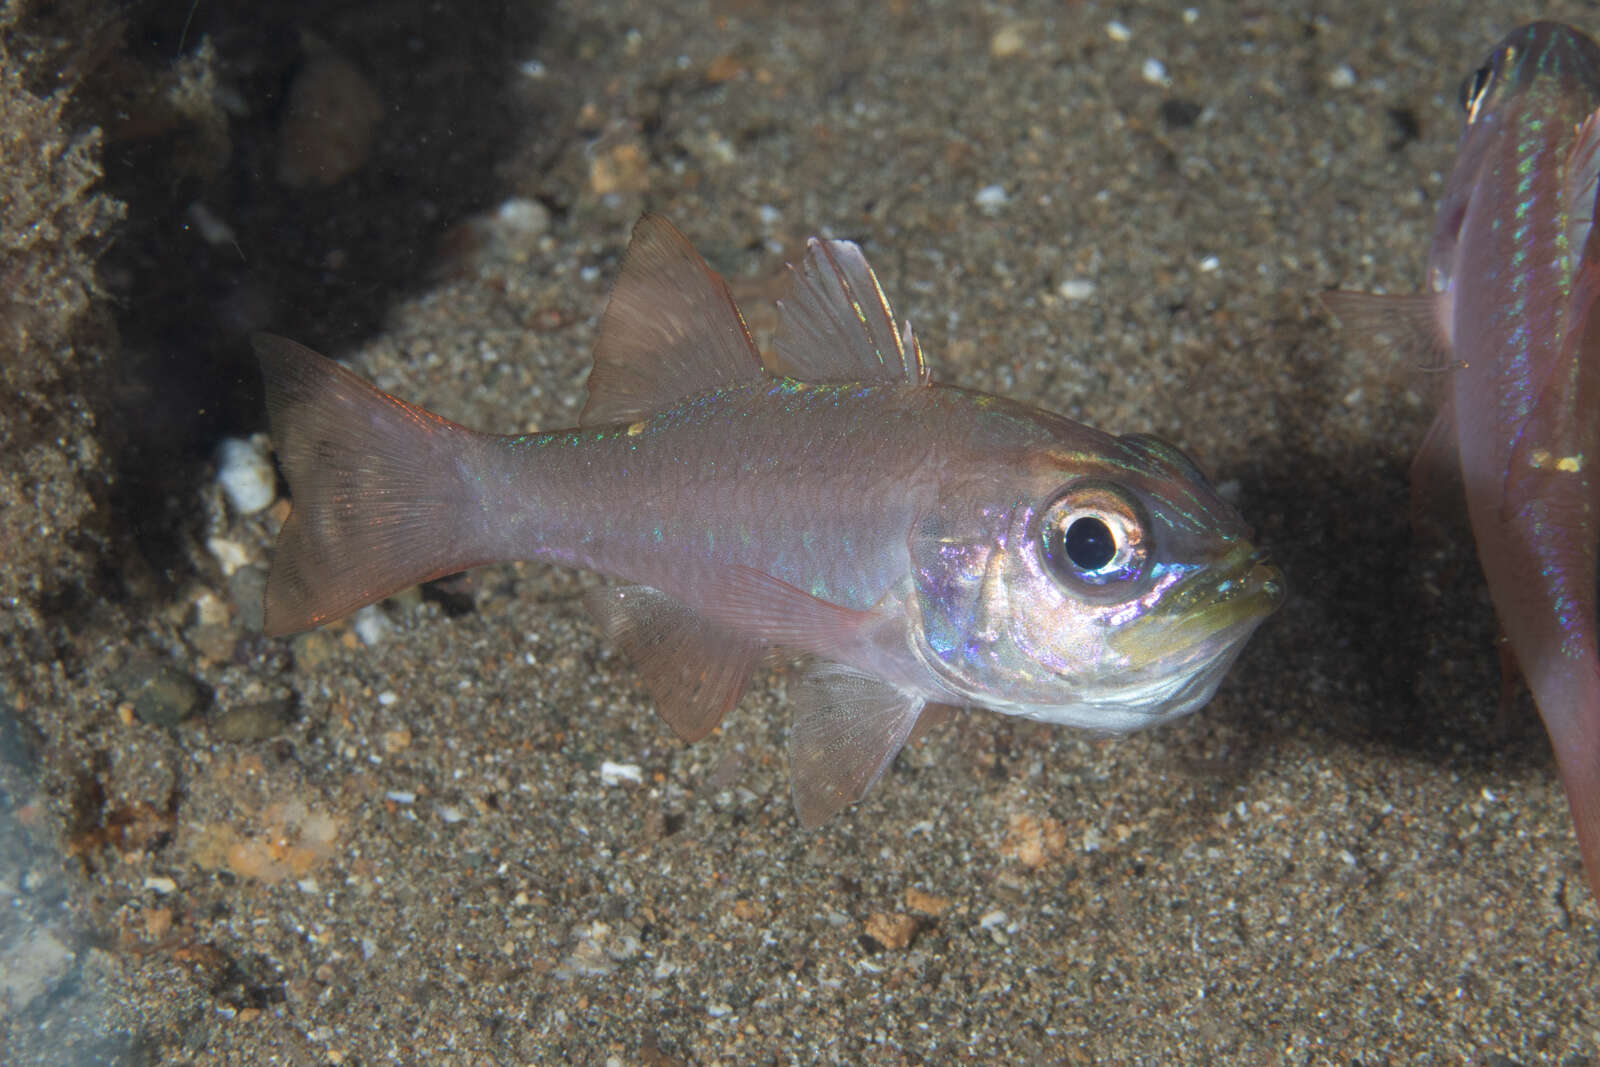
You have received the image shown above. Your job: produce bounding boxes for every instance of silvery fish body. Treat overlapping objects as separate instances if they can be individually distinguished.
[1329,23,1600,901]
[259,215,1281,825]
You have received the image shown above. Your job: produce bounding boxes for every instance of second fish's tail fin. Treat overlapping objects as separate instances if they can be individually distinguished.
[254,334,502,637]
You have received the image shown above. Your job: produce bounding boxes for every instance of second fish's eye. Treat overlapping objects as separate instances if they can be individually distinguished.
[1039,484,1150,590]
[1460,63,1493,117]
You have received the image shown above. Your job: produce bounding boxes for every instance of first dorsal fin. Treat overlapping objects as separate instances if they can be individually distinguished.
[770,237,929,386]
[581,215,767,427]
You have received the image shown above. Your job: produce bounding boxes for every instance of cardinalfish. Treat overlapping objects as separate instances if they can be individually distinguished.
[1326,23,1600,902]
[258,215,1282,826]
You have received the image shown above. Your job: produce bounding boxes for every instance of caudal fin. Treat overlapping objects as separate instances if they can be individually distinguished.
[254,334,496,636]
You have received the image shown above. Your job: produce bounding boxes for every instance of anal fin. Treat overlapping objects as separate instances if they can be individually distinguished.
[585,585,759,743]
[788,663,924,828]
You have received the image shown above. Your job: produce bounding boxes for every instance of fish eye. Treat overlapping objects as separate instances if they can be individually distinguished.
[1459,62,1494,120]
[1038,483,1150,591]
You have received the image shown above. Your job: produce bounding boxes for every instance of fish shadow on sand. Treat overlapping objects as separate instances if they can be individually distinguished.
[80,1,558,600]
[1234,442,1556,780]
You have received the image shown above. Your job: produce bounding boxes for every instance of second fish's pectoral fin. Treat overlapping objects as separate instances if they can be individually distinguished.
[585,584,759,743]
[581,215,767,427]
[788,663,925,828]
[1320,289,1450,371]
[770,236,929,386]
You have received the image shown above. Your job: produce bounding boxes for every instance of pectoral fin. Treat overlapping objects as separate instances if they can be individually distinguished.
[585,584,759,743]
[1319,289,1450,371]
[788,663,924,828]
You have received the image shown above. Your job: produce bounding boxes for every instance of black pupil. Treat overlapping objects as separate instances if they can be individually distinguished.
[1064,517,1116,571]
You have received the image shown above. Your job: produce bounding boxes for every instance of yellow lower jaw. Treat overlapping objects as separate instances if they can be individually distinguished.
[1109,562,1283,662]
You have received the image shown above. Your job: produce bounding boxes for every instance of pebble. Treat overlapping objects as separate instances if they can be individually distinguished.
[216,435,276,515]
[989,24,1027,58]
[1057,278,1096,302]
[291,630,341,672]
[589,139,650,195]
[211,699,294,743]
[277,43,384,188]
[206,536,253,577]
[228,566,267,632]
[905,887,951,916]
[352,604,392,647]
[0,929,72,1011]
[863,912,919,950]
[973,184,1009,214]
[115,661,206,728]
[187,623,237,663]
[599,760,643,786]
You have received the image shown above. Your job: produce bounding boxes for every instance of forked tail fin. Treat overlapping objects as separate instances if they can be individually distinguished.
[254,334,500,636]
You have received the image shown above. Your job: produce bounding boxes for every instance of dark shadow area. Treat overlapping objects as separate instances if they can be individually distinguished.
[25,0,558,580]
[1220,315,1555,780]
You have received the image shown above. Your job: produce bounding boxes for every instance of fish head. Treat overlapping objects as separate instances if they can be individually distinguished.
[907,432,1282,731]
[1427,22,1600,340]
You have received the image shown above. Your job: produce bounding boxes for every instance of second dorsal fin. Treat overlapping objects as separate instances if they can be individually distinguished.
[581,215,767,427]
[771,237,929,386]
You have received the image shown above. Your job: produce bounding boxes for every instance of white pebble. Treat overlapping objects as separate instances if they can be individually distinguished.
[600,760,643,786]
[1328,63,1358,90]
[354,605,393,647]
[1057,278,1096,302]
[216,435,276,515]
[143,876,177,894]
[1198,255,1221,273]
[499,198,549,234]
[205,536,253,577]
[385,790,416,804]
[973,183,1009,213]
[1106,20,1131,43]
[1141,58,1171,88]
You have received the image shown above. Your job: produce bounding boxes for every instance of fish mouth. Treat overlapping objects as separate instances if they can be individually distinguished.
[1108,544,1284,664]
